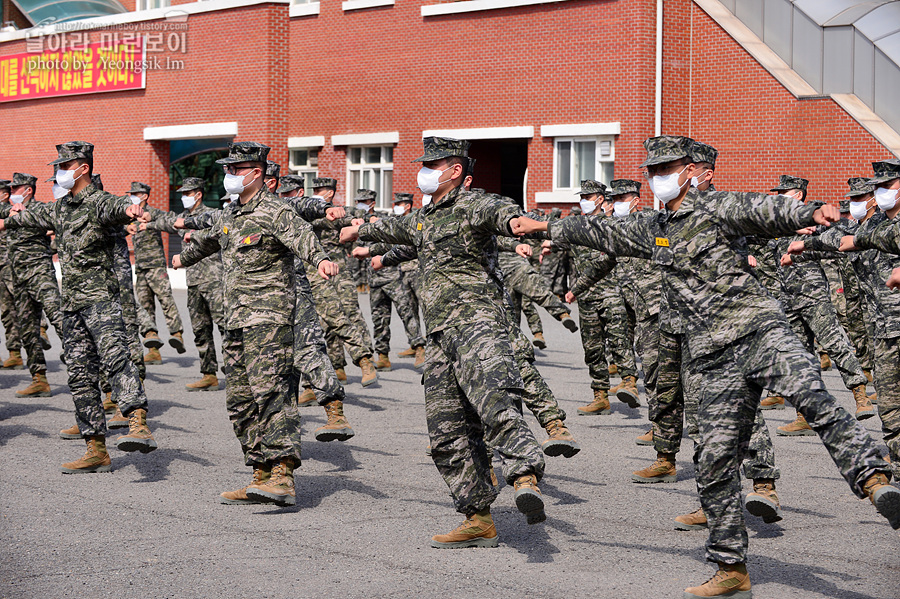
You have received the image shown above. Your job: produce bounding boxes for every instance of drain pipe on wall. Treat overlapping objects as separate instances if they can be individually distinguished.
[653,0,663,209]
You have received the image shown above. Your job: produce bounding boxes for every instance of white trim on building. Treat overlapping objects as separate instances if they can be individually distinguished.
[288,136,326,148]
[422,0,574,17]
[540,122,621,137]
[143,122,238,141]
[289,1,320,17]
[331,132,400,146]
[343,0,394,11]
[421,126,534,140]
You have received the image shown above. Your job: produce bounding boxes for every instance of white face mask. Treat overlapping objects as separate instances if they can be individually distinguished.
[613,201,631,218]
[358,201,373,211]
[649,165,689,205]
[181,194,197,209]
[421,195,432,207]
[392,204,407,216]
[690,169,708,189]
[10,194,25,205]
[52,185,69,200]
[849,200,870,221]
[229,193,239,202]
[56,166,84,190]
[875,187,899,212]
[579,199,596,214]
[417,166,451,195]
[223,171,254,195]
[129,194,142,205]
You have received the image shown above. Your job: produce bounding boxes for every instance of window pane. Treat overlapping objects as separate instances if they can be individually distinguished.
[383,146,393,164]
[302,171,316,195]
[349,147,362,164]
[292,149,308,168]
[349,171,360,199]
[382,171,392,209]
[365,147,381,164]
[309,149,318,167]
[599,162,614,186]
[556,141,571,188]
[575,141,596,182]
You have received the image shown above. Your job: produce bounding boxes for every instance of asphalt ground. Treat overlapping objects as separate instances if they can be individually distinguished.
[1,289,898,599]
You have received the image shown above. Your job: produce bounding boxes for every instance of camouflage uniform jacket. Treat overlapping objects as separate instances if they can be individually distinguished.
[549,217,615,304]
[131,210,168,270]
[3,184,132,311]
[548,187,819,359]
[0,198,56,281]
[357,185,520,334]
[613,211,662,320]
[178,187,329,330]
[148,204,224,288]
[310,206,369,267]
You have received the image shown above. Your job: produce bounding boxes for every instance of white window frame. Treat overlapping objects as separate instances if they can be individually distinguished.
[288,148,320,196]
[135,0,169,11]
[347,145,394,211]
[535,136,615,203]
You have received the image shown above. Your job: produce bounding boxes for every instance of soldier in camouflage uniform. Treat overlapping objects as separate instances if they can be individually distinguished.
[0,179,23,369]
[145,177,225,392]
[343,137,548,548]
[540,209,570,299]
[512,135,899,597]
[0,141,157,472]
[174,141,340,507]
[127,181,185,361]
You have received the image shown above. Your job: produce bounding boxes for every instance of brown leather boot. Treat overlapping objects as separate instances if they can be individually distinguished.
[61,436,112,474]
[220,466,271,505]
[632,452,677,483]
[16,372,51,397]
[430,510,498,548]
[863,473,900,529]
[3,350,24,369]
[513,474,546,524]
[144,347,162,365]
[314,400,355,442]
[359,357,378,387]
[577,389,611,415]
[398,346,417,357]
[115,408,158,453]
[168,331,186,353]
[59,422,82,440]
[108,405,130,429]
[186,373,219,392]
[819,352,832,371]
[636,429,653,446]
[143,330,164,349]
[532,332,547,349]
[413,346,426,371]
[745,478,783,523]
[608,363,617,376]
[335,367,347,383]
[674,507,707,530]
[541,419,580,458]
[374,353,392,371]
[558,312,578,332]
[39,327,51,350]
[869,391,878,405]
[246,459,296,506]
[863,369,873,383]
[610,375,640,408]
[102,392,115,413]
[297,387,317,407]
[684,563,751,598]
[852,384,874,420]
[759,395,785,410]
[777,413,815,436]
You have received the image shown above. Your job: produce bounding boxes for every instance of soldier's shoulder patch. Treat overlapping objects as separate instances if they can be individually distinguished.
[240,232,262,246]
[655,237,669,247]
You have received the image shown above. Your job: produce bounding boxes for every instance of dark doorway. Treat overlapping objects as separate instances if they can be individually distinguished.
[467,139,528,208]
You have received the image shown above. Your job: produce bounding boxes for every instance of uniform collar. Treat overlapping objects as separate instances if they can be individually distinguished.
[239,187,267,214]
[70,183,97,205]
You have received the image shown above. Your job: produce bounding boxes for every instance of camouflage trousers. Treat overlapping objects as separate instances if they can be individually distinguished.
[839,291,874,372]
[188,282,225,376]
[873,335,900,480]
[63,300,148,437]
[514,328,565,428]
[540,251,569,297]
[306,264,373,368]
[424,320,545,515]
[370,279,424,355]
[689,323,887,565]
[135,267,184,336]
[520,298,542,336]
[635,314,660,411]
[400,266,422,324]
[294,276,344,405]
[14,262,64,376]
[787,301,867,390]
[576,297,637,391]
[0,264,21,352]
[223,324,303,466]
[101,239,145,394]
[506,258,569,322]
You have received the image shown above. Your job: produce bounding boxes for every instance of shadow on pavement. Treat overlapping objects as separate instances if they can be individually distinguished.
[114,447,215,483]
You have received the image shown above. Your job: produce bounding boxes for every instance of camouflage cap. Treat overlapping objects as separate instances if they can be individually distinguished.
[845,177,874,198]
[574,179,607,196]
[129,181,151,194]
[265,160,280,179]
[770,175,809,193]
[45,169,57,182]
[49,141,94,166]
[838,199,851,213]
[91,174,103,190]
[393,192,414,204]
[867,159,900,186]
[312,177,337,190]
[640,135,694,168]
[215,141,270,165]
[466,157,476,179]
[690,141,718,167]
[175,177,205,193]
[11,172,37,187]
[0,179,10,190]
[569,206,583,216]
[275,175,305,194]
[607,179,642,198]
[354,189,377,202]
[413,136,471,162]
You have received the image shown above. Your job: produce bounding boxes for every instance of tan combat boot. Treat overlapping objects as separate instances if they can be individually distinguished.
[819,352,832,371]
[168,331,186,353]
[863,369,873,383]
[541,419,580,458]
[852,384,874,421]
[102,392,115,413]
[610,375,640,408]
[220,466,271,505]
[558,312,578,332]
[16,372,51,397]
[3,350,24,369]
[61,436,112,474]
[59,422,82,440]
[186,373,219,392]
[430,509,498,548]
[246,459,296,506]
[115,408,158,453]
[108,404,130,429]
[744,478,783,523]
[636,429,653,446]
[869,392,878,405]
[359,357,378,387]
[144,347,162,365]
[578,389,611,416]
[39,327,51,350]
[532,332,547,349]
[674,507,707,530]
[777,412,815,436]
[414,346,426,371]
[398,346,417,357]
[375,353,392,371]
[684,563,751,598]
[759,395,785,410]
[297,387,317,407]
[513,474,546,524]
[335,367,347,383]
[863,472,900,529]
[608,363,618,376]
[632,452,677,483]
[314,400,355,442]
[143,330,163,349]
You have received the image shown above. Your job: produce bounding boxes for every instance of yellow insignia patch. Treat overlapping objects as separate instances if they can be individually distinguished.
[655,237,670,247]
[417,223,422,231]
[223,226,228,234]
